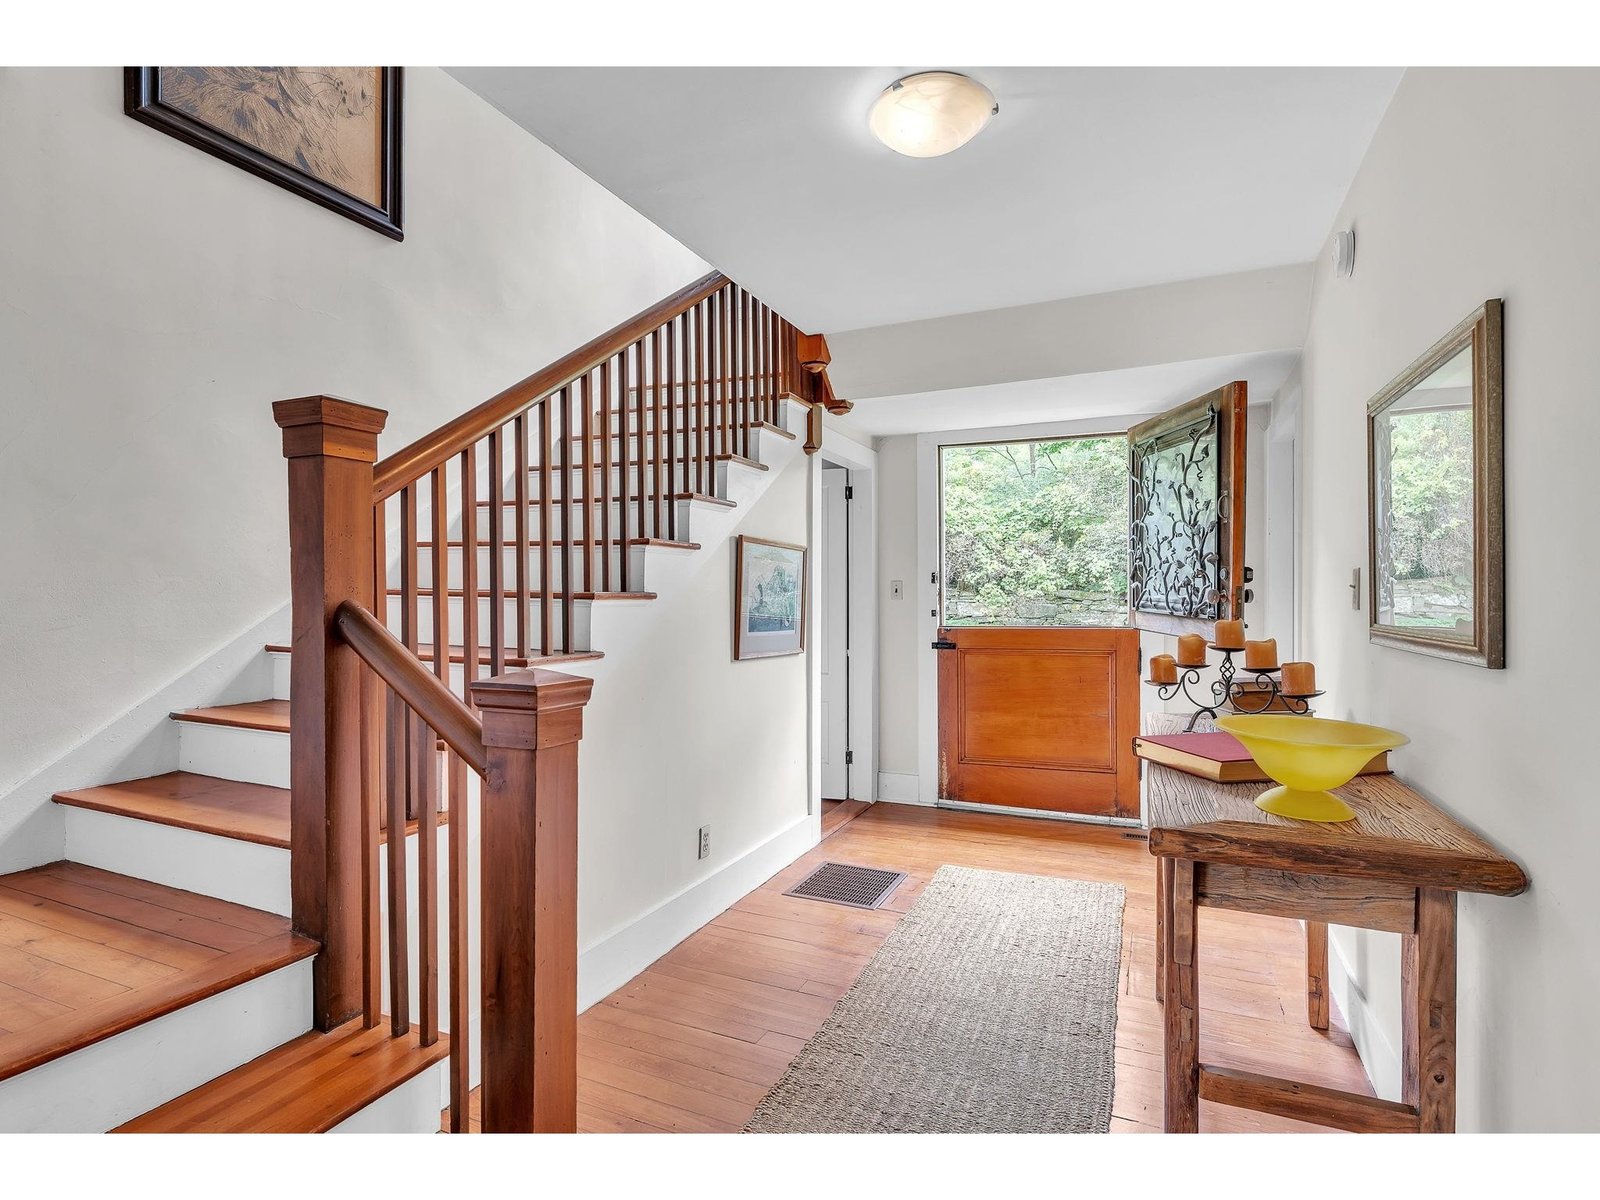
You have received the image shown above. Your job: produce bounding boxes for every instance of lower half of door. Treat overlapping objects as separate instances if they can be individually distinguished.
[936,625,1140,819]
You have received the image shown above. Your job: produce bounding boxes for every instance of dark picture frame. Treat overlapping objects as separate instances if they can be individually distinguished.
[1367,300,1505,668]
[124,67,404,240]
[734,535,808,660]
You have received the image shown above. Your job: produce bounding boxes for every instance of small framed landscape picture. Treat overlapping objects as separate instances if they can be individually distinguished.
[734,536,807,660]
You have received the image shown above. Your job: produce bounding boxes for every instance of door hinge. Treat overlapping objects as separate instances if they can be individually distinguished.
[845,750,854,765]
[844,485,853,500]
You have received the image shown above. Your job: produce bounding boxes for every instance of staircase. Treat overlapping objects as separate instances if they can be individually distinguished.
[0,272,843,1133]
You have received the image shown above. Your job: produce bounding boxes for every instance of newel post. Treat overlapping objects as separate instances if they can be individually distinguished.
[470,667,595,1134]
[274,395,388,1031]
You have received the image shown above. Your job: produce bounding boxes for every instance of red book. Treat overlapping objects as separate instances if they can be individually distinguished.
[1132,732,1390,784]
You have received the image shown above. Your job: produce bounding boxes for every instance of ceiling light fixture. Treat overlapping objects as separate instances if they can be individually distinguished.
[868,71,998,159]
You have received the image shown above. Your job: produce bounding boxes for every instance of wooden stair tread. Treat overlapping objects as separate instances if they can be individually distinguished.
[528,452,765,472]
[54,772,290,849]
[574,418,795,442]
[0,862,316,1085]
[670,492,736,507]
[386,588,657,601]
[265,643,604,669]
[115,1019,449,1133]
[477,492,734,509]
[715,453,769,471]
[170,700,289,734]
[412,537,700,551]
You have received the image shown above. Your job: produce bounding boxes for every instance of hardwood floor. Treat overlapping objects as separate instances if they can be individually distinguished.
[820,798,870,837]
[449,803,1372,1133]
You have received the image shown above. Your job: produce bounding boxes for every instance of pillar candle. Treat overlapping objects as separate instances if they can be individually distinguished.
[1150,654,1178,684]
[1176,634,1207,666]
[1244,638,1279,670]
[1281,661,1317,695]
[1214,619,1246,649]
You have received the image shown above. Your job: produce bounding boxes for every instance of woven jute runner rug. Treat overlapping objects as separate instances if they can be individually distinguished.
[745,864,1125,1134]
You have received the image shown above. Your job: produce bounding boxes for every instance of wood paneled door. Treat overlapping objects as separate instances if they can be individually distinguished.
[936,626,1140,818]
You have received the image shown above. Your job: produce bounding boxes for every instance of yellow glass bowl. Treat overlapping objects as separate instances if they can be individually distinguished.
[1215,714,1409,823]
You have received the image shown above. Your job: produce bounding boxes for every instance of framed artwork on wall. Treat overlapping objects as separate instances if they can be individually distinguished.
[734,536,808,660]
[124,67,404,240]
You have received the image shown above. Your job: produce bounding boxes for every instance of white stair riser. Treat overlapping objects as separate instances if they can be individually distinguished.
[598,400,796,432]
[64,807,291,915]
[414,542,689,592]
[472,497,711,546]
[392,596,597,654]
[270,648,291,700]
[565,426,774,461]
[0,959,312,1133]
[268,651,598,701]
[179,721,290,789]
[329,1061,450,1133]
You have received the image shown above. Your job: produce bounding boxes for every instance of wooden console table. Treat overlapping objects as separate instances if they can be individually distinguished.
[1143,715,1527,1133]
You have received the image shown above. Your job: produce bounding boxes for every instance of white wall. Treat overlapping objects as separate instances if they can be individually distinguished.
[0,67,707,862]
[1299,67,1600,1130]
[828,263,1311,401]
[573,447,815,1003]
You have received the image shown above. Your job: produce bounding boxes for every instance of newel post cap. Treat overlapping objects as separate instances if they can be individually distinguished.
[471,669,595,751]
[273,395,389,462]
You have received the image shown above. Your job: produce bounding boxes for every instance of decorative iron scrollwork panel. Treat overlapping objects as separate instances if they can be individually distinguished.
[1129,404,1228,621]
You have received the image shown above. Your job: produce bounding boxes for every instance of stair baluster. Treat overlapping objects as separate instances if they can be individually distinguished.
[277,272,843,1134]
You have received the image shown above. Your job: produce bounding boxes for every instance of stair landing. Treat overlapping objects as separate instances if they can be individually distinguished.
[0,862,316,1085]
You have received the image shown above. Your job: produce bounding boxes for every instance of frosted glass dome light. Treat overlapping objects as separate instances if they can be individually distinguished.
[868,71,998,158]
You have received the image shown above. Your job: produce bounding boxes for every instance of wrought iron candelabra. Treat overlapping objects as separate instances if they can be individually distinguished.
[1147,645,1324,732]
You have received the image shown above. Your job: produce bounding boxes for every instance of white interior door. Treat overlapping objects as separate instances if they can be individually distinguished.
[820,467,850,799]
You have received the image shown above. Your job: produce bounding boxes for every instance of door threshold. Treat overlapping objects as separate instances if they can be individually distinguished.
[936,798,1143,829]
[821,799,872,838]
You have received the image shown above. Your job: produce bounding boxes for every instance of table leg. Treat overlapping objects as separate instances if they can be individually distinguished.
[1162,857,1199,1133]
[1155,857,1171,1004]
[1306,920,1330,1030]
[1402,888,1457,1132]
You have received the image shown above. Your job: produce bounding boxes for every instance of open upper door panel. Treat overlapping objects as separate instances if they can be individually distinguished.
[1127,381,1248,635]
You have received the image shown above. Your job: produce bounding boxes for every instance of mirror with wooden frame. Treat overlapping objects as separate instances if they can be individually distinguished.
[1367,300,1504,667]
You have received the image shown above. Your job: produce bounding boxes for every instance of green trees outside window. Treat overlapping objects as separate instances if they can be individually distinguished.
[940,436,1129,627]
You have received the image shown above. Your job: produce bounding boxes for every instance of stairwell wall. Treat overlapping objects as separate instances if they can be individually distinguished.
[0,67,707,863]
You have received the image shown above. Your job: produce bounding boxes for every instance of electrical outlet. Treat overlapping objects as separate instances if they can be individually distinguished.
[890,579,904,599]
[697,825,711,860]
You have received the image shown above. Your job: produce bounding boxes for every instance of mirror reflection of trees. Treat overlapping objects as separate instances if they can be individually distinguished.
[1376,405,1475,632]
[941,437,1129,626]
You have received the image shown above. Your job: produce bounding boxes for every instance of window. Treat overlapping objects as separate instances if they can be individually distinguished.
[940,435,1129,627]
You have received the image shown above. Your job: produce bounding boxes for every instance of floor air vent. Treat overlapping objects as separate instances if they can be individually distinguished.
[784,862,906,910]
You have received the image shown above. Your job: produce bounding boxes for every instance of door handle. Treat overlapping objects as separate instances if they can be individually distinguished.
[931,639,957,650]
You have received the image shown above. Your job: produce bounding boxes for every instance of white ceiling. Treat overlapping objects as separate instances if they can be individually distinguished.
[832,350,1299,440]
[449,66,1401,333]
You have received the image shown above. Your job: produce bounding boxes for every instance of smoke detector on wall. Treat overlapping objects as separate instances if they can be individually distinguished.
[1331,229,1356,278]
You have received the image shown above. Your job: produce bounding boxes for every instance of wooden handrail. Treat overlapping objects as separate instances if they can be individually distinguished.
[332,601,488,776]
[372,269,728,502]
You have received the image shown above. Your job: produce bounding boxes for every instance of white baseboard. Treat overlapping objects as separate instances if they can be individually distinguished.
[576,812,818,1010]
[875,771,929,806]
[1327,929,1402,1101]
